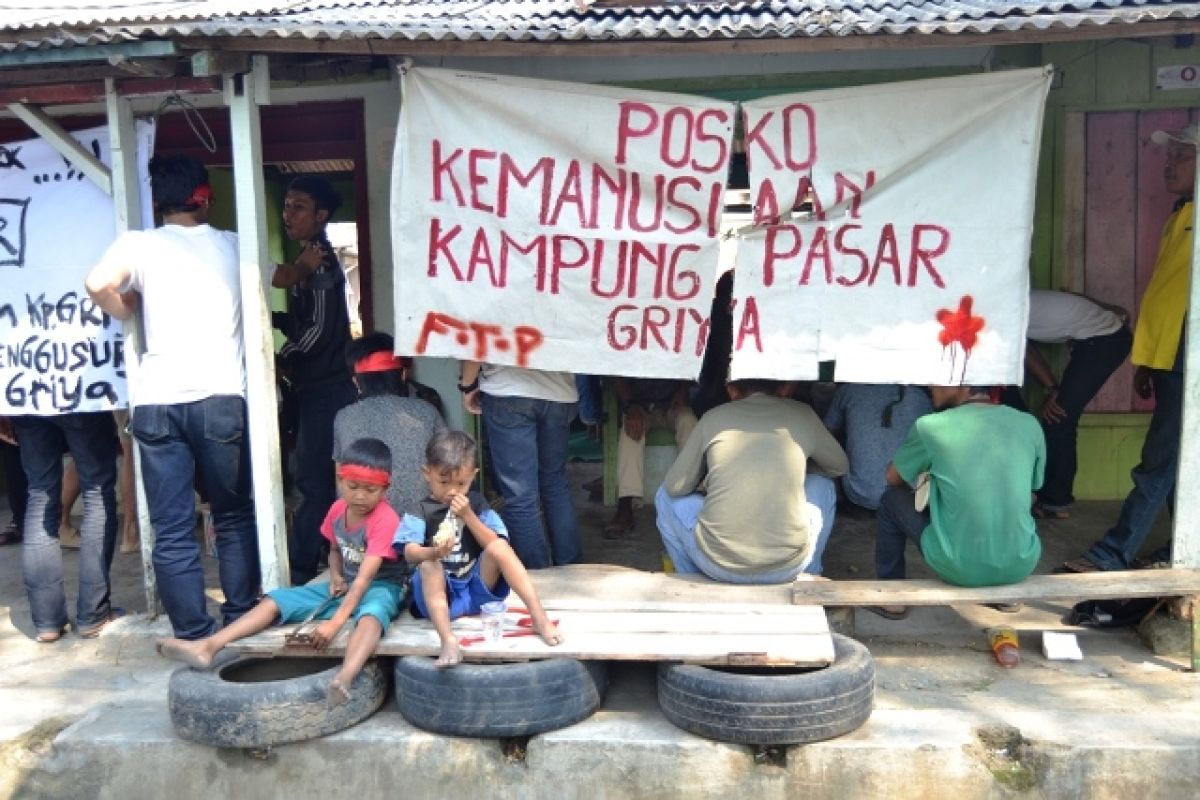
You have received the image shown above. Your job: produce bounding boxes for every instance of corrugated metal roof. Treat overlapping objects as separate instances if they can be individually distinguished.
[2,0,1200,51]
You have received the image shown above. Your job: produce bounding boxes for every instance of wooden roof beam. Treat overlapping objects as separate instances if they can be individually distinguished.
[6,100,111,194]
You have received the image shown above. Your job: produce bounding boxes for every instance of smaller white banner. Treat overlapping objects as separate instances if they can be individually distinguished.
[0,121,154,415]
[1156,65,1200,90]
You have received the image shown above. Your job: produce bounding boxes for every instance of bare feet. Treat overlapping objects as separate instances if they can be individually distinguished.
[327,677,352,706]
[532,617,563,646]
[435,639,462,668]
[156,637,215,669]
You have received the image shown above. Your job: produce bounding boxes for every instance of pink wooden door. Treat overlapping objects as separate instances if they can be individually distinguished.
[1084,108,1199,412]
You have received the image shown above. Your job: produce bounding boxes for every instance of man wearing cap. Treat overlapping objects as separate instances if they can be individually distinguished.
[1063,123,1197,572]
[86,155,260,640]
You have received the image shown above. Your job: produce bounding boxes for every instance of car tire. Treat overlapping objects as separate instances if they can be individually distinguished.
[657,633,874,745]
[393,657,608,737]
[169,655,388,749]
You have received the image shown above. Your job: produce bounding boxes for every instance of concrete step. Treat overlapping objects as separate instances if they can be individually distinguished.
[8,662,1200,800]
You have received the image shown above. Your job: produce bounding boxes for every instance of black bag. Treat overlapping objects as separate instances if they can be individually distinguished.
[1065,597,1160,628]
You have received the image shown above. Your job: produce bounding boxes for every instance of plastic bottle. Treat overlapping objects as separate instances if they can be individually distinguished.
[989,627,1020,668]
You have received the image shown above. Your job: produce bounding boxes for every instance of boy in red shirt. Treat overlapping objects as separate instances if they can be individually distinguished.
[157,438,409,705]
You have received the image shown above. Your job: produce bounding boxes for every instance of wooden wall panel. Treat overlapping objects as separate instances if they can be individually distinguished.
[1082,107,1197,413]
[1084,112,1138,411]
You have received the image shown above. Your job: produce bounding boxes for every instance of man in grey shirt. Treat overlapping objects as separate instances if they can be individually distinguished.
[333,333,445,518]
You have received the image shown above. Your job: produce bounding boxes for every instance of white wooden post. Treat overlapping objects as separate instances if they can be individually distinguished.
[103,79,160,617]
[226,57,290,590]
[1175,140,1200,671]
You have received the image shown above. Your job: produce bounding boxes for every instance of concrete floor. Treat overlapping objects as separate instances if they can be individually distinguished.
[1,461,1198,799]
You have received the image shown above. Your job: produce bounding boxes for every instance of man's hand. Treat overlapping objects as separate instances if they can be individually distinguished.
[329,574,348,598]
[1134,366,1154,400]
[1040,389,1067,424]
[0,417,15,446]
[623,405,647,441]
[311,618,343,650]
[463,388,482,415]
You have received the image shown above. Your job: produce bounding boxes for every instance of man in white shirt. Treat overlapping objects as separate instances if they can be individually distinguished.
[86,155,259,640]
[1025,290,1131,518]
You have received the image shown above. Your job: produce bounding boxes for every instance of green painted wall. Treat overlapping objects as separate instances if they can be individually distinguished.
[1038,38,1200,498]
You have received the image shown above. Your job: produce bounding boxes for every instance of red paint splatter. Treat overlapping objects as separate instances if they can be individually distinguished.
[936,295,985,383]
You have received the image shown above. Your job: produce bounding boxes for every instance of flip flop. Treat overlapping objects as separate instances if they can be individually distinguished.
[865,605,909,620]
[1059,557,1102,574]
[984,603,1024,613]
[1032,502,1070,520]
[602,519,636,540]
[77,608,126,639]
[36,625,69,644]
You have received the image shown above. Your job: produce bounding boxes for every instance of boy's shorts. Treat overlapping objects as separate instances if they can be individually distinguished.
[267,580,406,633]
[411,558,510,620]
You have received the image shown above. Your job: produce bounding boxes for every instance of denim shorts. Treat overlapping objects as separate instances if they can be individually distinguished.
[411,558,510,620]
[268,580,406,632]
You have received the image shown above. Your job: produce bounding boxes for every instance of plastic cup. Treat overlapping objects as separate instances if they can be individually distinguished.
[480,601,507,642]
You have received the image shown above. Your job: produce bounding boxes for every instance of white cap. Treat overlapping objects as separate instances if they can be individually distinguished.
[1150,123,1200,146]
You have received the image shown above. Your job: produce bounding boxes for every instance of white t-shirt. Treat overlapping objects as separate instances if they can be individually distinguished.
[104,224,246,406]
[1027,290,1124,343]
[479,365,577,403]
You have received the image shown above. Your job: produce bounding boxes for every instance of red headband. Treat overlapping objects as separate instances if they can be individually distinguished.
[354,351,410,374]
[186,184,213,208]
[337,464,389,486]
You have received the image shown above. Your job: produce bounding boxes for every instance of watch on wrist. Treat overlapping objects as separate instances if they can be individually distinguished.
[457,378,480,393]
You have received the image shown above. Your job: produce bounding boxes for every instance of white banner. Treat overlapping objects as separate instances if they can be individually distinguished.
[393,67,735,378]
[731,68,1052,384]
[0,121,154,415]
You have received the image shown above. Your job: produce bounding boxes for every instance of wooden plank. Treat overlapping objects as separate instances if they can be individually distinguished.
[526,563,796,606]
[1057,111,1086,292]
[227,606,832,665]
[791,569,1200,606]
[224,564,833,666]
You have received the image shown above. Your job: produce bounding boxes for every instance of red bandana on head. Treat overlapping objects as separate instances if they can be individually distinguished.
[337,464,389,486]
[354,351,409,374]
[186,184,213,207]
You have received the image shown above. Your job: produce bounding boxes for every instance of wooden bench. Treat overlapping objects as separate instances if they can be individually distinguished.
[229,565,835,667]
[791,569,1200,664]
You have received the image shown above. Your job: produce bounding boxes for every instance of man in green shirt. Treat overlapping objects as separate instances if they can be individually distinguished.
[872,385,1045,619]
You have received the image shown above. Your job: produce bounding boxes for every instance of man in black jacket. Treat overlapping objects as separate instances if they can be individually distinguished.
[272,175,355,584]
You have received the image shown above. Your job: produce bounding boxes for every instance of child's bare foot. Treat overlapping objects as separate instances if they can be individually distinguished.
[156,637,214,669]
[327,677,352,706]
[435,640,461,668]
[533,617,563,646]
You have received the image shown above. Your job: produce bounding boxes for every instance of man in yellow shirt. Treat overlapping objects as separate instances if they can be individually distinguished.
[1063,123,1196,572]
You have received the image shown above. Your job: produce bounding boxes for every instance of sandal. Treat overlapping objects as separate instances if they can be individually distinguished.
[1059,556,1102,574]
[36,625,69,644]
[865,605,909,620]
[1032,502,1070,520]
[984,602,1024,613]
[602,518,636,540]
[76,608,126,639]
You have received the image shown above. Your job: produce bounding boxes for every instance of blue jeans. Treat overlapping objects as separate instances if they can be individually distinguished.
[289,378,356,584]
[1086,367,1182,570]
[655,475,837,582]
[481,393,581,569]
[13,413,117,634]
[875,484,929,579]
[1039,326,1132,508]
[131,395,260,639]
